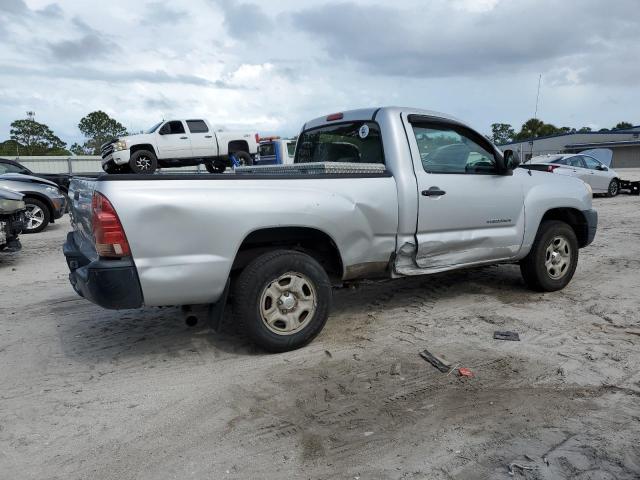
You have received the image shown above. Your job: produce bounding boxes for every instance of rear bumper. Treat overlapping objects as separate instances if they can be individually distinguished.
[63,232,143,309]
[582,208,598,247]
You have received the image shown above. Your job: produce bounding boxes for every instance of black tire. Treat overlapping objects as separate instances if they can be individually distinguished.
[233,151,253,167]
[233,250,332,352]
[205,160,227,174]
[129,150,157,174]
[520,220,579,292]
[607,178,619,197]
[23,198,51,234]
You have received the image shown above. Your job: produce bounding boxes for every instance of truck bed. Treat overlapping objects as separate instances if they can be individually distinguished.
[68,169,399,306]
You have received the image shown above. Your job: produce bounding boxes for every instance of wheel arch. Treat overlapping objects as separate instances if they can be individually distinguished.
[228,140,249,154]
[232,226,344,281]
[540,207,590,248]
[22,192,54,219]
[129,144,156,157]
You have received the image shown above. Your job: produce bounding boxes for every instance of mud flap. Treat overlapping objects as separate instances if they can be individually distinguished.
[207,278,230,332]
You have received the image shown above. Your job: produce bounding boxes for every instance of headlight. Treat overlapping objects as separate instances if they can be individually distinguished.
[113,139,127,152]
[0,199,25,213]
[45,186,61,195]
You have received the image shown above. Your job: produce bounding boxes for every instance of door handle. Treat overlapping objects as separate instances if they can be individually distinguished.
[422,187,446,196]
[180,136,188,139]
[204,135,212,138]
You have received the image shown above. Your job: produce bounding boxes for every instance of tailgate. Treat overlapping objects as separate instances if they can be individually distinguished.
[68,176,99,262]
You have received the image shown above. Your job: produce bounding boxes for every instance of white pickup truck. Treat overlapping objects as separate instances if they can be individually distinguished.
[66,107,597,352]
[101,119,259,174]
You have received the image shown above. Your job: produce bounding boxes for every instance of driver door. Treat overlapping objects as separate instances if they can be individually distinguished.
[156,121,193,158]
[404,115,525,270]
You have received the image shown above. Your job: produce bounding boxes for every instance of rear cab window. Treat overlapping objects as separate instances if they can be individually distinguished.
[186,120,209,133]
[258,143,276,156]
[295,121,384,164]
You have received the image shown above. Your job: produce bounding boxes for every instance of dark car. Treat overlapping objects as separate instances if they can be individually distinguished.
[0,158,71,193]
[0,187,26,252]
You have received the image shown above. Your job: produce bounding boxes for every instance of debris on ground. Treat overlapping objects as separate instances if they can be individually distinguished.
[419,349,451,373]
[494,331,520,341]
[458,368,474,378]
[390,362,402,376]
[324,350,332,358]
[507,462,538,475]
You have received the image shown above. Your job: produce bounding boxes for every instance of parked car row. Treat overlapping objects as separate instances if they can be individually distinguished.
[0,187,26,252]
[0,164,67,254]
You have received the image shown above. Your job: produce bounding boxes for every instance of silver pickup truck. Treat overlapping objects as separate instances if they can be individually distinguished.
[63,107,597,352]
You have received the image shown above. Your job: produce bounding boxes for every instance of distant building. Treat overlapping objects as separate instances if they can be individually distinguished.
[499,126,640,168]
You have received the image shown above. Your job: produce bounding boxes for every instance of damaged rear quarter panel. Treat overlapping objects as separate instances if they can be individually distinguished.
[98,176,399,306]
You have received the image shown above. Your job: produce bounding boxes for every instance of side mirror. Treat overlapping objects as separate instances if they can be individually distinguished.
[159,125,169,135]
[503,149,521,172]
[596,165,607,171]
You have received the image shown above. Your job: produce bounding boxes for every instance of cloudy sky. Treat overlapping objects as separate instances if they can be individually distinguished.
[1,0,639,146]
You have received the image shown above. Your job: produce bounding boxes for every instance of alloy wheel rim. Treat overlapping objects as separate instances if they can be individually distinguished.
[609,181,618,195]
[25,204,44,230]
[545,235,571,279]
[259,272,317,335]
[136,156,151,171]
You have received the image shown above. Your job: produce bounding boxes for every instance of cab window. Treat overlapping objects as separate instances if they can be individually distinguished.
[412,125,497,174]
[159,121,186,135]
[0,162,28,174]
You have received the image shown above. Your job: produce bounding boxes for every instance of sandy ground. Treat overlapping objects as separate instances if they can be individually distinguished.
[1,172,640,479]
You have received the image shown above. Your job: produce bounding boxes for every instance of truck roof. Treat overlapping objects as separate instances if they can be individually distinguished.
[302,106,463,131]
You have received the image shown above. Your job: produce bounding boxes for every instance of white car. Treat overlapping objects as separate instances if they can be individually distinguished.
[528,149,620,197]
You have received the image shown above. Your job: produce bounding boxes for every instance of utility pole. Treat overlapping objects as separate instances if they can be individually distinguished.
[529,74,542,161]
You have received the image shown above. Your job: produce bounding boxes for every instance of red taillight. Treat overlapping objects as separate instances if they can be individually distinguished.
[92,192,130,258]
[326,112,344,121]
[255,133,260,143]
[547,165,560,172]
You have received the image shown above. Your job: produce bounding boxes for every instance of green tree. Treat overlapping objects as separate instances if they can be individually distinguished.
[78,111,128,155]
[614,121,633,130]
[515,118,546,141]
[70,142,91,155]
[9,118,68,155]
[578,126,592,133]
[490,123,516,145]
[0,139,22,156]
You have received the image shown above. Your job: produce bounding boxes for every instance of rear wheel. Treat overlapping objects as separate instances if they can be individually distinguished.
[205,159,227,174]
[607,178,619,197]
[233,250,332,352]
[23,198,50,234]
[233,151,253,167]
[129,150,157,174]
[520,220,578,292]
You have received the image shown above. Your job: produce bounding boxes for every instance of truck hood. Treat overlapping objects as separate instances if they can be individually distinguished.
[0,173,59,188]
[122,133,155,146]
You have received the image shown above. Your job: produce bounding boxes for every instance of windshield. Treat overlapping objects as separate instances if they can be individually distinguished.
[146,121,163,134]
[294,121,384,164]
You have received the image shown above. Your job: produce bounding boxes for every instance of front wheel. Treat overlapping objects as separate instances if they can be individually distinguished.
[520,220,579,292]
[233,250,332,352]
[607,178,619,197]
[129,150,157,174]
[23,198,51,234]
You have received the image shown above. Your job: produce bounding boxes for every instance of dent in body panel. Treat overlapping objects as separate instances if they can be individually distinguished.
[100,177,399,306]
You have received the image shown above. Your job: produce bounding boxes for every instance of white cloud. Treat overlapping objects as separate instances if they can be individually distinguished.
[0,0,638,147]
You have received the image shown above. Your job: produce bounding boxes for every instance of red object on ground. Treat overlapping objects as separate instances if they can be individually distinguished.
[458,368,474,378]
